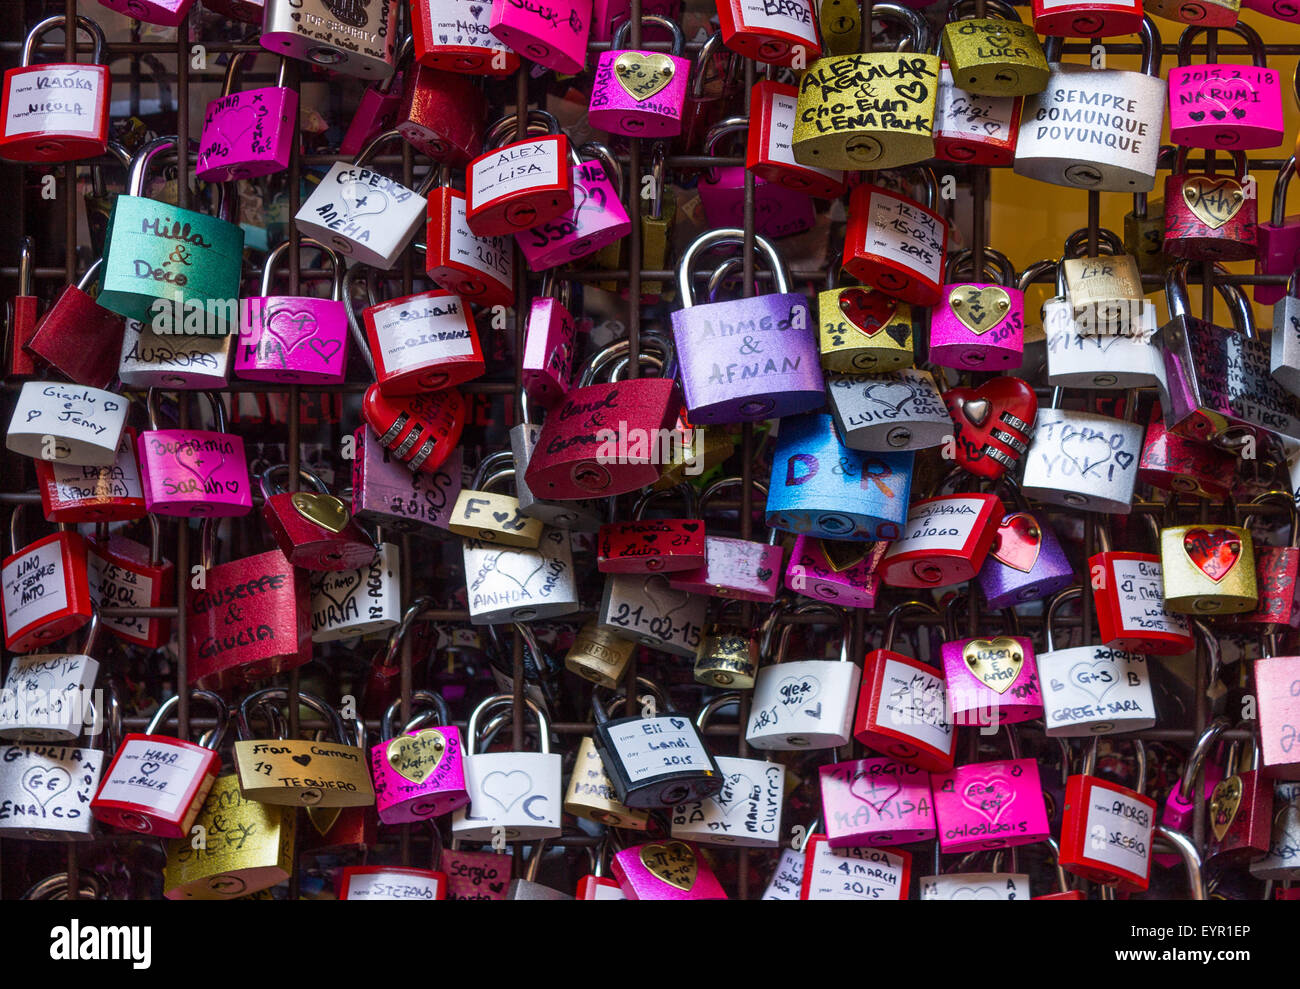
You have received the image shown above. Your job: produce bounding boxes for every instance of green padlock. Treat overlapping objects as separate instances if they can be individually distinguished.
[97,136,244,332]
[940,0,1049,98]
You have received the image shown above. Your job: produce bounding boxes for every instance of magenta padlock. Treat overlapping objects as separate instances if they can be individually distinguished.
[371,691,469,825]
[1167,24,1283,151]
[611,840,727,899]
[517,143,631,270]
[819,757,936,848]
[522,274,576,410]
[1162,718,1229,833]
[977,482,1075,609]
[784,534,885,609]
[669,478,784,602]
[237,239,349,385]
[929,247,1024,371]
[341,73,405,158]
[940,603,1044,727]
[1254,156,1300,306]
[196,53,296,182]
[137,390,252,518]
[589,16,689,138]
[490,0,592,75]
[700,119,816,240]
[351,426,464,535]
[1241,0,1300,20]
[97,0,193,27]
[931,726,1050,854]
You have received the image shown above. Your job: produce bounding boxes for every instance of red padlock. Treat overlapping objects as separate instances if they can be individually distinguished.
[412,0,520,74]
[1162,148,1258,262]
[1059,738,1157,893]
[1231,493,1300,629]
[24,258,126,390]
[425,182,515,308]
[597,484,706,573]
[35,427,146,524]
[1137,408,1234,501]
[942,377,1039,481]
[259,465,378,572]
[746,79,846,200]
[1207,737,1274,867]
[396,63,488,164]
[843,174,948,307]
[465,111,574,238]
[716,0,821,66]
[9,236,40,378]
[361,383,467,475]
[363,285,485,395]
[1089,518,1195,656]
[87,516,174,650]
[1,506,93,653]
[878,491,1002,588]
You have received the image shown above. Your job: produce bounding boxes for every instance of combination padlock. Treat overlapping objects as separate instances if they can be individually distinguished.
[943,375,1039,481]
[361,383,467,475]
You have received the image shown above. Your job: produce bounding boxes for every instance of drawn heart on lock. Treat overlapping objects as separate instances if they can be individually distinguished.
[613,52,677,102]
[961,776,1016,823]
[292,492,351,533]
[307,806,340,836]
[716,771,758,816]
[22,765,70,808]
[481,769,532,812]
[217,106,258,148]
[838,287,896,337]
[776,675,820,708]
[175,443,224,485]
[861,380,919,414]
[292,753,312,767]
[139,761,161,775]
[1194,75,1257,127]
[643,573,690,621]
[1060,430,1115,477]
[639,840,697,890]
[265,308,319,353]
[756,567,773,583]
[481,550,546,594]
[1181,176,1246,231]
[942,377,1038,479]
[1183,527,1241,582]
[339,180,389,219]
[850,772,901,812]
[314,572,360,616]
[961,637,1023,695]
[989,514,1040,573]
[310,338,342,364]
[1211,775,1243,841]
[894,80,928,103]
[1068,658,1117,703]
[948,285,1012,334]
[951,885,1003,900]
[386,728,446,784]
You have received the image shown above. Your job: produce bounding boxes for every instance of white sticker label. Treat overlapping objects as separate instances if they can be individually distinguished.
[1082,782,1153,878]
[887,496,985,555]
[469,141,560,210]
[1041,645,1154,732]
[49,445,142,505]
[767,92,840,178]
[592,883,627,900]
[738,0,819,45]
[862,190,945,287]
[4,68,101,137]
[935,66,1015,140]
[671,757,783,842]
[96,738,207,817]
[87,552,155,642]
[761,847,806,900]
[1110,558,1189,636]
[877,657,953,754]
[605,716,714,783]
[448,193,512,283]
[372,295,475,372]
[425,0,511,53]
[344,870,444,900]
[805,842,907,900]
[2,542,68,637]
[919,872,1028,900]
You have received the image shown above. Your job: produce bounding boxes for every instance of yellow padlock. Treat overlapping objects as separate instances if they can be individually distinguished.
[940,0,1049,98]
[450,451,544,548]
[818,251,916,372]
[1160,521,1258,615]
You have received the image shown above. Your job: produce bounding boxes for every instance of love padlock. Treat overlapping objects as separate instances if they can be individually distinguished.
[395,63,488,165]
[466,111,575,237]
[7,380,128,468]
[716,0,819,66]
[360,276,485,395]
[1167,24,1282,149]
[413,0,519,74]
[34,427,145,524]
[351,425,463,535]
[361,383,467,475]
[0,609,101,742]
[1,506,92,653]
[589,16,689,138]
[196,54,296,182]
[931,724,1050,854]
[747,79,847,199]
[25,258,125,391]
[1162,148,1257,262]
[260,0,400,80]
[87,516,174,650]
[878,489,1003,588]
[929,247,1024,371]
[371,690,468,825]
[943,375,1039,481]
[598,483,706,574]
[137,390,251,518]
[261,465,377,572]
[843,168,948,306]
[517,142,631,270]
[698,119,816,241]
[425,176,515,308]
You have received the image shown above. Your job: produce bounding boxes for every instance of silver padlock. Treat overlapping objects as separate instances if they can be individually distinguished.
[7,380,128,466]
[1020,387,1144,513]
[506,839,573,900]
[461,506,579,626]
[1271,268,1300,400]
[1249,781,1300,881]
[260,0,400,80]
[597,572,709,658]
[0,611,102,742]
[309,538,402,643]
[1158,260,1300,449]
[826,367,953,452]
[118,312,234,390]
[509,389,604,531]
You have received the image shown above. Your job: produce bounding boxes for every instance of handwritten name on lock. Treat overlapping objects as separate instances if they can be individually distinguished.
[689,301,811,389]
[470,141,560,208]
[199,91,276,167]
[3,542,67,630]
[190,570,288,661]
[445,849,510,900]
[674,761,783,838]
[808,843,906,898]
[374,297,473,369]
[311,555,390,633]
[244,740,363,795]
[50,459,139,503]
[88,554,153,640]
[376,730,460,800]
[171,781,281,869]
[5,69,99,136]
[1173,67,1273,113]
[121,322,225,374]
[938,76,1015,139]
[448,199,512,282]
[25,384,122,442]
[96,739,208,816]
[833,372,948,426]
[742,0,816,30]
[143,432,244,501]
[0,654,93,727]
[861,190,945,285]
[825,761,932,829]
[0,744,98,826]
[524,162,622,251]
[1111,558,1189,634]
[1048,649,1149,724]
[1081,782,1152,872]
[1027,416,1137,483]
[881,659,952,747]
[798,57,937,138]
[311,166,416,244]
[1190,331,1298,432]
[466,530,568,611]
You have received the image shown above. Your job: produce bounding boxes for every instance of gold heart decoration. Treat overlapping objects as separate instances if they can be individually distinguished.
[291,492,351,533]
[307,805,340,836]
[949,285,1012,334]
[639,840,698,891]
[821,538,870,573]
[962,636,1024,694]
[614,52,677,102]
[1181,176,1245,231]
[1210,776,1243,841]
[386,729,447,784]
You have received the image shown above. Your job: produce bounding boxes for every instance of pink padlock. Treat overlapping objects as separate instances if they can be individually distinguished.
[521,274,576,409]
[589,16,689,138]
[669,479,783,603]
[819,756,936,848]
[371,690,470,825]
[930,726,1050,854]
[928,248,1024,371]
[237,240,349,385]
[1167,25,1283,151]
[196,54,296,182]
[362,284,485,395]
[1255,651,1300,779]
[517,144,631,270]
[611,840,727,899]
[97,0,193,27]
[1161,717,1229,832]
[136,390,252,518]
[699,119,815,241]
[939,602,1044,727]
[784,534,884,609]
[1254,156,1300,306]
[490,0,592,75]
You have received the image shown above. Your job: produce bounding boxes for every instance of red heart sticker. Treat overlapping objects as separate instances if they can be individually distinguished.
[839,287,897,338]
[990,513,1040,573]
[1183,528,1242,582]
[942,377,1038,481]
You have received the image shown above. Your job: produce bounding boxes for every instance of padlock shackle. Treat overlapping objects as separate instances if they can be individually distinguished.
[946,246,1016,287]
[1243,490,1300,547]
[772,601,851,665]
[1273,155,1297,227]
[471,451,519,495]
[237,688,349,746]
[22,872,107,901]
[677,228,791,305]
[381,689,450,741]
[1190,619,1223,705]
[1083,735,1147,793]
[867,3,929,53]
[22,13,106,67]
[633,482,700,521]
[871,165,939,210]
[258,463,332,501]
[881,600,940,655]
[259,237,345,299]
[379,596,438,672]
[343,262,379,378]
[353,130,440,197]
[1043,14,1161,73]
[1133,145,1178,215]
[1153,825,1205,899]
[577,142,624,201]
[597,675,671,721]
[1214,264,1256,341]
[691,30,739,98]
[945,0,1022,23]
[1178,715,1232,798]
[1177,20,1267,68]
[145,387,228,434]
[701,117,749,181]
[696,691,741,732]
[74,258,104,294]
[145,689,230,748]
[649,140,667,220]
[580,332,676,385]
[1017,258,1055,295]
[1062,226,1124,259]
[465,692,550,756]
[84,678,121,753]
[537,268,572,313]
[610,13,686,55]
[1043,585,1082,652]
[1171,145,1247,180]
[18,237,34,296]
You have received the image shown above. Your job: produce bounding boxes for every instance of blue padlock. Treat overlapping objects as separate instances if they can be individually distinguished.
[765,411,913,541]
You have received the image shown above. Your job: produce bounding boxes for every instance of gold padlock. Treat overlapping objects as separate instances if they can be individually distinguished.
[1060,227,1145,336]
[163,774,296,900]
[450,450,544,548]
[640,141,676,301]
[940,0,1050,98]
[1160,521,1258,615]
[818,0,861,56]
[563,734,650,829]
[693,600,760,688]
[566,620,637,688]
[1123,146,1176,275]
[233,689,376,807]
[793,5,939,171]
[818,251,916,372]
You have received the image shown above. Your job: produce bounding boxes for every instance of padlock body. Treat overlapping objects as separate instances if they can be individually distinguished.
[598,573,707,657]
[843,184,948,306]
[35,428,147,523]
[589,48,689,138]
[351,426,463,533]
[197,85,297,181]
[818,287,917,374]
[0,741,101,840]
[8,380,128,466]
[309,541,402,642]
[451,751,562,840]
[117,316,233,390]
[259,0,399,79]
[819,757,935,847]
[361,383,467,474]
[668,536,784,602]
[462,527,579,624]
[1136,411,1234,499]
[1060,773,1156,892]
[940,19,1049,97]
[370,726,468,824]
[425,187,515,307]
[87,533,173,648]
[977,511,1074,609]
[670,755,783,847]
[879,493,1002,588]
[466,134,574,237]
[1090,550,1195,654]
[137,427,252,517]
[799,836,910,900]
[943,376,1039,480]
[1,531,92,653]
[1020,408,1143,514]
[931,758,1050,853]
[237,296,349,384]
[855,649,957,772]
[92,735,219,838]
[396,65,487,164]
[339,866,447,900]
[747,80,847,198]
[1248,781,1300,879]
[940,635,1044,726]
[565,621,636,687]
[612,840,728,899]
[0,649,98,742]
[716,0,821,66]
[364,289,484,393]
[1162,172,1257,261]
[521,297,575,408]
[747,659,861,750]
[594,713,722,808]
[698,167,816,240]
[489,0,592,73]
[1160,523,1258,615]
[1255,219,1300,306]
[295,162,427,269]
[921,872,1031,899]
[0,64,110,163]
[413,0,518,72]
[1042,297,1161,389]
[517,161,632,269]
[563,734,650,828]
[26,284,125,390]
[598,518,705,573]
[693,623,759,687]
[1167,64,1283,150]
[785,534,882,609]
[1038,645,1157,736]
[234,738,375,807]
[934,64,1020,166]
[929,282,1025,371]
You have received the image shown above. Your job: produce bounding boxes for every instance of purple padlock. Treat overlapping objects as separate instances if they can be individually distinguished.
[196,54,296,182]
[589,16,689,138]
[237,240,349,385]
[671,229,823,424]
[351,426,464,536]
[929,247,1025,371]
[516,144,631,270]
[699,119,815,240]
[784,534,884,609]
[97,0,193,26]
[977,484,1075,609]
